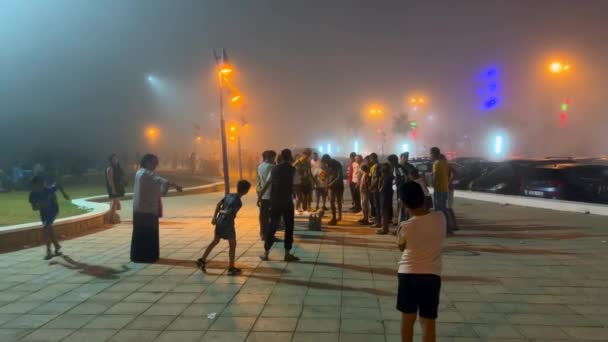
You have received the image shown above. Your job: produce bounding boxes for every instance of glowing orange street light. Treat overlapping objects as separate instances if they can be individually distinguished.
[549,61,571,74]
[146,127,158,138]
[219,65,233,76]
[410,97,426,104]
[195,136,202,142]
[369,108,383,116]
[230,95,242,103]
[228,124,238,134]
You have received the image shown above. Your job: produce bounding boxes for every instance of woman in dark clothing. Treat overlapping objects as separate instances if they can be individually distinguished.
[131,154,182,263]
[106,154,126,223]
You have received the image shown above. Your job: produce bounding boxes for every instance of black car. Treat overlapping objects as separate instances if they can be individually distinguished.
[452,161,500,190]
[469,159,574,195]
[522,164,608,204]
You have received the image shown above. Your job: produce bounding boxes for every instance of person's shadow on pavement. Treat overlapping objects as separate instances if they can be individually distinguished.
[49,255,129,280]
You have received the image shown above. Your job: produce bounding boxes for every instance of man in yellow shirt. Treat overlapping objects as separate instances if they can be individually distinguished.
[430,147,454,234]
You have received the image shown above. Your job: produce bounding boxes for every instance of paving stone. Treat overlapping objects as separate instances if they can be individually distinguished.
[154,330,205,342]
[516,325,569,339]
[221,304,264,317]
[292,332,340,342]
[2,314,57,329]
[561,326,608,340]
[245,332,293,342]
[127,315,175,330]
[340,319,385,334]
[209,316,256,331]
[296,318,340,332]
[200,331,248,342]
[260,304,302,317]
[105,302,153,315]
[0,328,33,342]
[109,329,160,342]
[473,324,522,339]
[21,328,73,341]
[166,316,211,330]
[339,333,385,342]
[143,303,188,316]
[43,314,96,329]
[253,317,298,332]
[84,315,135,329]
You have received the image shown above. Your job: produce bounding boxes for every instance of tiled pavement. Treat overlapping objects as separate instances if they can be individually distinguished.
[1,192,607,341]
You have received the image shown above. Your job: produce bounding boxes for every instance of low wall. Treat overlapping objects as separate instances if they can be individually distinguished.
[0,182,224,253]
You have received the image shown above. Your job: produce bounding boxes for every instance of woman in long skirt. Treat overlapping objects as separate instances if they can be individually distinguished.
[131,154,182,263]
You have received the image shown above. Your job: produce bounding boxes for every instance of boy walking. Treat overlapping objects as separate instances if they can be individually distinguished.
[396,181,446,342]
[197,180,251,276]
[29,176,71,260]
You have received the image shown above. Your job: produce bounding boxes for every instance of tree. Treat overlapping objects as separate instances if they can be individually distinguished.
[392,112,412,135]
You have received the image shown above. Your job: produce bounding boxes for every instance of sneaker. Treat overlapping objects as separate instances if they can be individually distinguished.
[376,230,388,235]
[196,258,207,273]
[54,246,62,256]
[284,254,300,262]
[371,223,382,228]
[327,219,337,225]
[227,267,242,276]
[44,254,53,260]
[359,220,370,225]
[260,254,269,261]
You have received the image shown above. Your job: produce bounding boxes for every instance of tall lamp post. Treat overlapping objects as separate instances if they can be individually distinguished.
[214,49,232,194]
[227,118,249,180]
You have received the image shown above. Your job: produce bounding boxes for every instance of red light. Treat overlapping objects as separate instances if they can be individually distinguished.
[565,98,570,105]
[559,112,567,127]
[411,128,418,140]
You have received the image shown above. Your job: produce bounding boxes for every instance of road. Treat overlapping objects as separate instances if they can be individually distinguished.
[0,192,607,341]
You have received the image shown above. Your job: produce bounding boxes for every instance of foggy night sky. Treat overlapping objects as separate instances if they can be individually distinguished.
[2,0,608,164]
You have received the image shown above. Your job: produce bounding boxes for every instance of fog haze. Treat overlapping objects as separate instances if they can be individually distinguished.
[2,0,608,167]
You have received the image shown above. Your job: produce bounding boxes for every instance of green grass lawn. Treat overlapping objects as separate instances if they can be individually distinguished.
[0,172,213,227]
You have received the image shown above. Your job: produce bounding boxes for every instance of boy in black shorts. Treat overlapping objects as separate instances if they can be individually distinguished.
[396,181,446,342]
[197,180,251,276]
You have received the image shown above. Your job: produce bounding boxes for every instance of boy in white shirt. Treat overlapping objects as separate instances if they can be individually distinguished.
[396,181,446,342]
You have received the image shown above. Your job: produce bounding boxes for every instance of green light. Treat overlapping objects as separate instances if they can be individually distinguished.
[409,121,417,128]
[561,103,568,111]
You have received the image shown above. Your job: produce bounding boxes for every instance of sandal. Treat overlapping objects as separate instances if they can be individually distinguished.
[227,267,242,276]
[196,258,207,273]
[284,254,300,262]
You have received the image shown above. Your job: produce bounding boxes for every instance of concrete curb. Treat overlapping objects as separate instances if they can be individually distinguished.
[452,189,608,216]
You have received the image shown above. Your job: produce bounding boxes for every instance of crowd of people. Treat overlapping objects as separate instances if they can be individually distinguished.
[250,146,457,239]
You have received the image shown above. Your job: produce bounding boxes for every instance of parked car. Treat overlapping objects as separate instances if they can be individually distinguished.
[469,159,575,195]
[522,164,608,204]
[452,161,500,190]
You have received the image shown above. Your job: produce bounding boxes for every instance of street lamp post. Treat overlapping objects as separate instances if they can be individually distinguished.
[214,49,232,195]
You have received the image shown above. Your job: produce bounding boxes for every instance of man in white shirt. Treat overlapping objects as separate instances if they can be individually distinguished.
[396,181,446,342]
[257,150,276,241]
[131,154,182,263]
